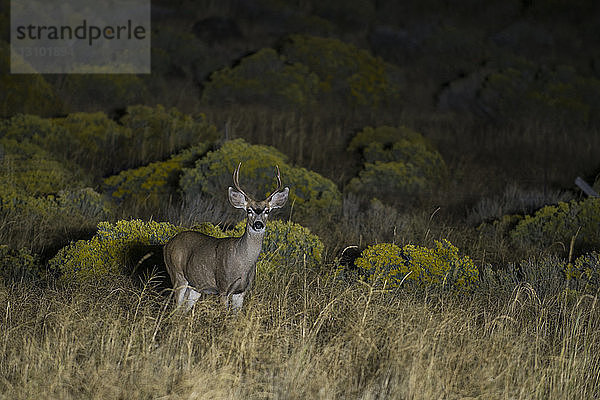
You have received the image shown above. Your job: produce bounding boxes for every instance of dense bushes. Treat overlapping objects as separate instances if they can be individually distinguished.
[103,143,212,209]
[48,220,183,283]
[346,126,446,203]
[202,48,320,109]
[565,252,600,295]
[479,63,600,124]
[344,240,478,290]
[180,139,342,222]
[509,197,600,254]
[1,107,218,179]
[280,35,402,110]
[202,35,402,112]
[0,245,40,283]
[49,218,323,283]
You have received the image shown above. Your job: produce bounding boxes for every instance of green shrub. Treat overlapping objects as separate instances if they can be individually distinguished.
[103,143,212,209]
[1,107,218,179]
[347,161,430,200]
[202,48,320,109]
[350,240,479,290]
[565,252,600,295]
[118,105,218,166]
[49,218,322,283]
[0,245,40,283]
[257,219,323,276]
[180,139,342,222]
[2,112,128,177]
[50,111,133,174]
[53,106,217,174]
[509,198,600,254]
[0,142,81,198]
[281,35,402,110]
[347,126,432,152]
[480,63,600,124]
[48,220,184,283]
[202,35,402,111]
[346,126,446,202]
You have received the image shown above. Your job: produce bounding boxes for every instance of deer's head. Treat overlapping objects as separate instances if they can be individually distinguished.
[228,162,289,233]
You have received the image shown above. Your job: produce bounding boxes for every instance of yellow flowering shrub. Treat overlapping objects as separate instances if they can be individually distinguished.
[180,138,341,221]
[103,143,212,208]
[50,218,323,283]
[48,220,184,283]
[510,198,600,254]
[346,126,446,202]
[352,240,479,290]
[564,252,600,295]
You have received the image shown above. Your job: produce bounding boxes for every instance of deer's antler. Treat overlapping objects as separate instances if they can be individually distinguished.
[232,162,251,199]
[267,165,283,200]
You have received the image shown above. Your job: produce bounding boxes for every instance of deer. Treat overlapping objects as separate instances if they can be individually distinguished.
[163,162,289,311]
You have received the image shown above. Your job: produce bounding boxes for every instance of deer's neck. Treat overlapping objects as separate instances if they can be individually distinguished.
[237,223,264,262]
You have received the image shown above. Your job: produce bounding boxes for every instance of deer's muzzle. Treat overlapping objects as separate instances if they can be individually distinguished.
[253,221,264,231]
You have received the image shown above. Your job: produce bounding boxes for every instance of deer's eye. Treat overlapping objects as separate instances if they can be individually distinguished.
[247,209,253,215]
[265,209,270,214]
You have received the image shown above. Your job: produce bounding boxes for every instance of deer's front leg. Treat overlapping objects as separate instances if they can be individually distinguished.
[230,292,245,310]
[184,288,201,311]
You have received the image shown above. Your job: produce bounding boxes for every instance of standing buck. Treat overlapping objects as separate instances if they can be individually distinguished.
[164,163,289,310]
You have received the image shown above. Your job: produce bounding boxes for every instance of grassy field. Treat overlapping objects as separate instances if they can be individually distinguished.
[1,262,600,399]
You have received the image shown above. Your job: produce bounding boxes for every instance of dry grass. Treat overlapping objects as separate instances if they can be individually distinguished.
[1,266,600,399]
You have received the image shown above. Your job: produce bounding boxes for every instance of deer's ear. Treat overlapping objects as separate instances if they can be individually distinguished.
[228,187,248,209]
[269,187,289,209]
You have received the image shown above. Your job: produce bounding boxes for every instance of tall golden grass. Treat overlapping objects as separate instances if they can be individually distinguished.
[1,266,599,399]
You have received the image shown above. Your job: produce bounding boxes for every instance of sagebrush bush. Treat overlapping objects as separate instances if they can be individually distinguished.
[103,143,212,209]
[118,105,219,165]
[256,219,323,276]
[180,139,341,222]
[2,107,218,179]
[49,218,322,283]
[0,140,82,198]
[510,197,600,254]
[202,35,402,112]
[48,220,183,283]
[281,35,402,110]
[347,126,431,152]
[202,48,320,109]
[565,252,600,295]
[346,126,446,203]
[480,62,600,124]
[0,245,40,283]
[348,240,478,290]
